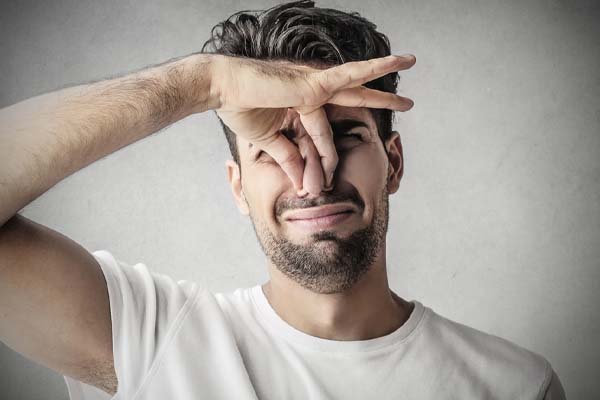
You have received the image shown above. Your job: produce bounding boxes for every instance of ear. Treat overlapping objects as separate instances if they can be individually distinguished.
[384,130,404,194]
[225,159,250,215]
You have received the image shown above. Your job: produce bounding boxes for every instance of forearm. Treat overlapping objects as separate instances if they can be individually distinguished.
[0,52,215,227]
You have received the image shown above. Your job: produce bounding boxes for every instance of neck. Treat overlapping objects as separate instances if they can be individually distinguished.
[262,242,413,341]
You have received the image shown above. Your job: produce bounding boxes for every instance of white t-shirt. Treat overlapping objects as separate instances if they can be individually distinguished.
[63,250,566,399]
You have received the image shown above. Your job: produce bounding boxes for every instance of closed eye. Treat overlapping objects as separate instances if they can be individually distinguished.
[335,132,364,143]
[341,133,363,140]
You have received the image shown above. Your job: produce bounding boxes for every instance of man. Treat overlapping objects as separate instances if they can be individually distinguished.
[0,1,565,399]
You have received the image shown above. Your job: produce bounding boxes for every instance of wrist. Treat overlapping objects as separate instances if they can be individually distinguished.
[180,52,222,115]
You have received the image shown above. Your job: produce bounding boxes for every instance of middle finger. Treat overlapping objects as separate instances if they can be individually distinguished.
[328,86,414,111]
[292,117,326,196]
[296,106,339,189]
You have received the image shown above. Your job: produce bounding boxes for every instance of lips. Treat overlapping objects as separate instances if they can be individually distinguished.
[284,203,356,221]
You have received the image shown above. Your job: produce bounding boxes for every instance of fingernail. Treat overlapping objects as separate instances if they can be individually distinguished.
[400,54,415,59]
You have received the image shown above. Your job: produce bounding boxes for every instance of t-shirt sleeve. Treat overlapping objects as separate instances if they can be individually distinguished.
[541,367,567,400]
[91,249,200,399]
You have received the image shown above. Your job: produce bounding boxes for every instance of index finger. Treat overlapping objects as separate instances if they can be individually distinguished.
[319,54,416,92]
[255,131,305,191]
[297,106,338,189]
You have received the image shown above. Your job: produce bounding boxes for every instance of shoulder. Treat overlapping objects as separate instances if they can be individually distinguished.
[214,286,255,319]
[213,286,263,339]
[419,305,553,398]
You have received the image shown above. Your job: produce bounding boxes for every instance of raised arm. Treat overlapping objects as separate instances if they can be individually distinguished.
[0,52,216,395]
[0,52,414,395]
[0,53,215,227]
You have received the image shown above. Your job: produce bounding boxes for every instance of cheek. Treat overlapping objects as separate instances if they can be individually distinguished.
[244,166,287,221]
[254,166,291,206]
[243,154,289,188]
[337,145,388,221]
[337,144,387,188]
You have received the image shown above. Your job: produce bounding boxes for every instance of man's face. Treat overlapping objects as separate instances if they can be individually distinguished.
[226,105,403,294]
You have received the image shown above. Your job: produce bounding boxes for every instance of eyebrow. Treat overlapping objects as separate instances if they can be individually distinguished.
[247,119,370,149]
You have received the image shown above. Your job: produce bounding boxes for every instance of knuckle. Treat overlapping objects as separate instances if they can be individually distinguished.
[324,152,339,166]
[254,132,278,147]
[332,152,339,164]
[345,72,353,86]
[357,95,367,108]
[309,131,327,139]
[280,149,303,166]
[308,76,329,103]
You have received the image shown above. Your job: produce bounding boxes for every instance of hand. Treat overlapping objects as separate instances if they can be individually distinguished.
[209,54,416,193]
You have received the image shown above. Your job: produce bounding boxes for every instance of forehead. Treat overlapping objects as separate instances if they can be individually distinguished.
[236,105,377,154]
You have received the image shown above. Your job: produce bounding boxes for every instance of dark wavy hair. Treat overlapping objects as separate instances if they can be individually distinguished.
[201,0,399,167]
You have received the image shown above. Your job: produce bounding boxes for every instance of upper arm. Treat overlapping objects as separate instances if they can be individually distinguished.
[0,214,117,394]
[542,368,567,400]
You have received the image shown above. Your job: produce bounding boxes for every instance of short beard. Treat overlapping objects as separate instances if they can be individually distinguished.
[249,185,389,294]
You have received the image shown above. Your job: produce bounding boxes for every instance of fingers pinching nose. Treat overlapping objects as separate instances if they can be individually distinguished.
[296,187,309,197]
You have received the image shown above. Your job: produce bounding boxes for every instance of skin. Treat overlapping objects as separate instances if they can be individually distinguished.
[213,54,416,195]
[225,104,415,341]
[0,52,415,395]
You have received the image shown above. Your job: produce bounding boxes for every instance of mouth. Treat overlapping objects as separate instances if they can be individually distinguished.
[283,203,356,231]
[289,210,353,221]
[286,211,354,231]
[283,203,356,221]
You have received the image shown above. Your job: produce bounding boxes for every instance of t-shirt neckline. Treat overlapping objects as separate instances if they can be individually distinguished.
[249,284,426,353]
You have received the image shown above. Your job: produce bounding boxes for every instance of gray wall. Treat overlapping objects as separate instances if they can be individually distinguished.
[1,0,599,399]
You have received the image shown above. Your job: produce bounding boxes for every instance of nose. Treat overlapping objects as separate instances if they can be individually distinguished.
[296,180,335,198]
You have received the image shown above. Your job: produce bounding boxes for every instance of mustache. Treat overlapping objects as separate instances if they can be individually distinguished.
[275,187,364,216]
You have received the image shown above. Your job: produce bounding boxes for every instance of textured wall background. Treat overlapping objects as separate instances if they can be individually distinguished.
[1,0,599,399]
